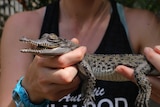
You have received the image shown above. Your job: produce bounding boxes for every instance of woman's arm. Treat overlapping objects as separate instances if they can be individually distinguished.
[0,7,84,106]
[117,7,160,104]
[0,12,38,107]
[0,10,86,106]
[116,46,160,103]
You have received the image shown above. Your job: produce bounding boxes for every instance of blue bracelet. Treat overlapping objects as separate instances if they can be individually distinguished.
[12,77,50,107]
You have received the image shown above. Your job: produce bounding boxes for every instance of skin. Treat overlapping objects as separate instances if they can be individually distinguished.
[0,0,160,106]
[116,46,160,103]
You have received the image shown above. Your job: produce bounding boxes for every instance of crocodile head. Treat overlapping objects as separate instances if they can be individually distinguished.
[20,33,79,56]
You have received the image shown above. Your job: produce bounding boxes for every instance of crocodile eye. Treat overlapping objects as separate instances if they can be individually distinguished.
[49,34,58,40]
[47,34,57,41]
[47,34,61,43]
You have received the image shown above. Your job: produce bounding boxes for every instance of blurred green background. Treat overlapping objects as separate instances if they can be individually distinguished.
[0,0,160,37]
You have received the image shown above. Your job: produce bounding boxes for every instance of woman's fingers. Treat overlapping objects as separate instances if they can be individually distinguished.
[22,42,86,102]
[144,47,160,71]
[41,76,80,101]
[38,66,79,84]
[37,46,87,68]
[116,65,135,82]
[154,46,160,54]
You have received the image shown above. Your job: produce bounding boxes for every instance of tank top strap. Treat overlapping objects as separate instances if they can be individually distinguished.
[40,0,59,38]
[95,0,133,54]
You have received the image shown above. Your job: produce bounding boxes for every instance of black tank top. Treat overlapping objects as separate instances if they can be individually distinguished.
[40,0,138,107]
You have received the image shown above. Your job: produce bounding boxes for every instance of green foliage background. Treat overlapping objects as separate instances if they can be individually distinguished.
[26,0,160,14]
[117,0,160,14]
[0,0,160,36]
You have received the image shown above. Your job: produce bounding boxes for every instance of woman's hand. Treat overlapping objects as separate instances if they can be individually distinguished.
[116,46,160,103]
[22,45,87,103]
[143,46,160,103]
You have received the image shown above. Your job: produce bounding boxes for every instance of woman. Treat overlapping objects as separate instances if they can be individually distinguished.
[1,0,160,106]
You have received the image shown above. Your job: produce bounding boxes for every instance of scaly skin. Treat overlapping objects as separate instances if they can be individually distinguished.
[20,33,160,107]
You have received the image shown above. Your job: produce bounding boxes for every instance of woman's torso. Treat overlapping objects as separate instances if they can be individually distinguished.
[39,0,138,107]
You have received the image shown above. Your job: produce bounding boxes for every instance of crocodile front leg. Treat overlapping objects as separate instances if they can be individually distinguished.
[134,62,152,107]
[77,59,96,106]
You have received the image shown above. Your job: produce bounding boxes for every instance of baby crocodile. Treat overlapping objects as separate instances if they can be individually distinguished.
[20,33,160,107]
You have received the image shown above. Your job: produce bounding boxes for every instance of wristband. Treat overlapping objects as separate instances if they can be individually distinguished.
[12,77,50,107]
